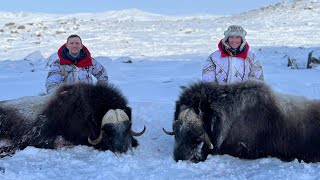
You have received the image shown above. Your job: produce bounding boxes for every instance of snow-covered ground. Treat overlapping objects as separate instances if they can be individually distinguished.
[1,0,320,179]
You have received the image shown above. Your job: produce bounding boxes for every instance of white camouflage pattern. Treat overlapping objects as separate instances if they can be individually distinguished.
[202,50,264,84]
[45,58,108,94]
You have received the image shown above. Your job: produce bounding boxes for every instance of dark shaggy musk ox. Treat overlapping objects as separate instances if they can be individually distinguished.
[0,83,145,157]
[163,80,320,163]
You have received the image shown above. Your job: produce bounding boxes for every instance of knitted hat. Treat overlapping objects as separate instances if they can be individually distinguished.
[222,25,247,51]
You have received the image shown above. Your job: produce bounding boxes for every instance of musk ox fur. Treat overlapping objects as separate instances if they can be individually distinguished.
[163,80,320,163]
[0,83,145,157]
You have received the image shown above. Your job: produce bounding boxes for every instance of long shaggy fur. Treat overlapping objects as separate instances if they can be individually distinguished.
[173,80,320,163]
[0,83,139,156]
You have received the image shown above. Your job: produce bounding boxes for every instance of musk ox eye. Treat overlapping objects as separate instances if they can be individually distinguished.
[102,125,115,136]
[102,123,114,131]
[104,130,114,136]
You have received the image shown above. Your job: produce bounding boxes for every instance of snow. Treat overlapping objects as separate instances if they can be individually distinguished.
[1,0,320,179]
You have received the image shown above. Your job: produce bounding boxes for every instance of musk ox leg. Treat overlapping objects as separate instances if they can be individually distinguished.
[220,140,255,159]
[2,136,73,156]
[0,145,17,158]
[22,115,58,149]
[15,136,56,150]
[0,139,15,158]
[15,128,56,150]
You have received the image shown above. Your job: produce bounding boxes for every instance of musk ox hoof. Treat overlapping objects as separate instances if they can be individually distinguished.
[0,145,16,158]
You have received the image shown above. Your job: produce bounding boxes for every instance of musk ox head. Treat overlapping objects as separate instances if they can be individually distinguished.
[163,108,213,163]
[88,107,145,153]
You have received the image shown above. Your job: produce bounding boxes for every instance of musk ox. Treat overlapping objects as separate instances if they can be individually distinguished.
[0,83,145,157]
[163,80,320,163]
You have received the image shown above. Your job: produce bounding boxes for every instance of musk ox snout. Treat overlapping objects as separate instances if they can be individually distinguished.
[166,108,213,162]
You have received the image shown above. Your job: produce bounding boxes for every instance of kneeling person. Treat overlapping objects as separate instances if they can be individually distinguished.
[45,34,108,94]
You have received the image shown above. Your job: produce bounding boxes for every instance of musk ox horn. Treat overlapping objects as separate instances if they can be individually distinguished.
[88,109,117,145]
[131,125,146,136]
[162,128,175,135]
[88,131,103,145]
[204,133,214,149]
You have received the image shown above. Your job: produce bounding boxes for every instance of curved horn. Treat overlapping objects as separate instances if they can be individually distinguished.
[88,131,102,145]
[88,109,116,145]
[162,128,175,136]
[131,125,146,136]
[204,133,214,149]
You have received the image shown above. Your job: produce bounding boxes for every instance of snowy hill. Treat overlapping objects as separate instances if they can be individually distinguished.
[1,1,320,180]
[232,0,320,25]
[1,0,319,61]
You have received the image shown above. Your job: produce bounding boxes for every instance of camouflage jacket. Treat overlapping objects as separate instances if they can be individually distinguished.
[202,50,264,84]
[45,58,108,94]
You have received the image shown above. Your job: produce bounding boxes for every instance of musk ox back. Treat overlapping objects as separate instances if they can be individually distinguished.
[164,80,320,163]
[0,83,145,157]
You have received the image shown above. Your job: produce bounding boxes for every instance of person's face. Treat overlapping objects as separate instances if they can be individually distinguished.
[66,37,83,55]
[227,36,242,49]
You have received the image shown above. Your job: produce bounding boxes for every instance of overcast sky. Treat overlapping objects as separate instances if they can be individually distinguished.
[0,0,282,15]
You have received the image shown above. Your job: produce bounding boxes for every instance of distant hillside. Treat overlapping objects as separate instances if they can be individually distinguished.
[219,0,320,28]
[0,1,319,61]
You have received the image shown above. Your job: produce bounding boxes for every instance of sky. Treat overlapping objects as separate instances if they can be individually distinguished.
[0,0,283,15]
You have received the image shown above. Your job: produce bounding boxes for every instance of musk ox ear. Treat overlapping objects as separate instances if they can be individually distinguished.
[124,107,132,120]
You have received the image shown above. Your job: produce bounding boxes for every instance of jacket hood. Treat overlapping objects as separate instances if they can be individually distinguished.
[218,39,250,59]
[58,44,93,67]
